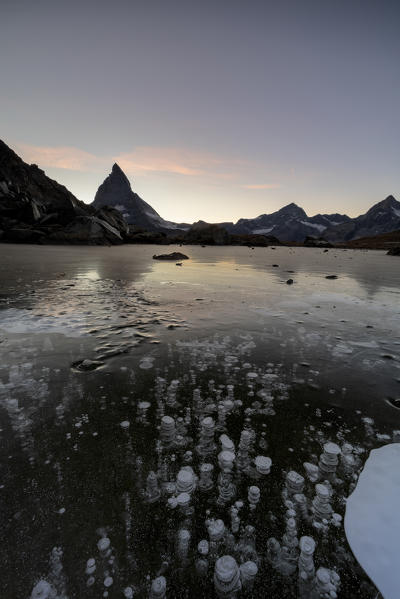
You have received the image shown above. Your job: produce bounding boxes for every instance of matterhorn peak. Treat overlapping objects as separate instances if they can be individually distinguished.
[106,162,131,186]
[111,162,125,175]
[92,163,168,230]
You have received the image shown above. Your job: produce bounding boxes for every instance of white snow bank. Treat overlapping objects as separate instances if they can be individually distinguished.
[252,227,274,234]
[345,443,400,599]
[300,220,326,232]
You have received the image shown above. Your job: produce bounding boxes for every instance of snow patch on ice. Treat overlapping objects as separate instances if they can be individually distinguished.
[345,443,400,599]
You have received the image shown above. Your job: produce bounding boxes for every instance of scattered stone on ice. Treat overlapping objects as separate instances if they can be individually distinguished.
[153,252,189,260]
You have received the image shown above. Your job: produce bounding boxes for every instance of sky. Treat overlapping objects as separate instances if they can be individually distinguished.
[1,0,399,223]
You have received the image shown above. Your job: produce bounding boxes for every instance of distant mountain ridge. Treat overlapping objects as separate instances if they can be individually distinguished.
[92,164,399,242]
[225,197,399,242]
[224,203,352,242]
[323,195,400,242]
[1,140,399,244]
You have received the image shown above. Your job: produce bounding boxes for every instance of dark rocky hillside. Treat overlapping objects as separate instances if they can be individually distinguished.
[0,140,129,244]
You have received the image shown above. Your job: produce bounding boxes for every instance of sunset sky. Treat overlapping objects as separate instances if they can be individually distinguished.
[2,0,399,223]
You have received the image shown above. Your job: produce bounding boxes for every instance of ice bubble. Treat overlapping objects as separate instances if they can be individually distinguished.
[324,442,341,456]
[214,555,241,596]
[149,576,166,599]
[239,560,258,589]
[97,537,111,552]
[86,557,96,574]
[120,421,130,429]
[286,471,305,495]
[248,485,260,508]
[30,580,54,599]
[219,434,234,452]
[167,496,178,509]
[176,492,191,508]
[223,399,234,412]
[198,539,209,555]
[218,450,235,470]
[138,401,151,410]
[176,469,195,494]
[145,471,161,503]
[104,576,113,587]
[139,357,155,370]
[207,518,225,542]
[299,536,315,555]
[199,463,214,492]
[303,462,319,482]
[392,430,400,442]
[255,455,272,474]
[315,567,332,590]
[246,372,258,379]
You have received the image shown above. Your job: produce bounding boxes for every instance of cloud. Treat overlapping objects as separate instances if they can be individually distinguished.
[242,183,281,190]
[14,142,231,178]
[14,143,280,193]
[114,147,212,176]
[15,143,100,171]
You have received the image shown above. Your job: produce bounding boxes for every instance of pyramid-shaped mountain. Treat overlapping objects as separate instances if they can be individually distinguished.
[92,164,189,233]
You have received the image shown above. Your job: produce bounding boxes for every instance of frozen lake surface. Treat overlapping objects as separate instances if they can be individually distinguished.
[0,244,399,598]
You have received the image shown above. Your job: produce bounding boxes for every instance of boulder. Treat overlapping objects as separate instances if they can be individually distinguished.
[95,206,129,237]
[153,252,189,260]
[0,191,45,223]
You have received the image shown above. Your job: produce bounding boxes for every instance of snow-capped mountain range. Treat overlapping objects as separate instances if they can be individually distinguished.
[223,203,352,242]
[92,164,400,242]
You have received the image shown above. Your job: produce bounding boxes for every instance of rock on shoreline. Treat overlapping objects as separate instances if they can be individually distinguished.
[153,252,189,260]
